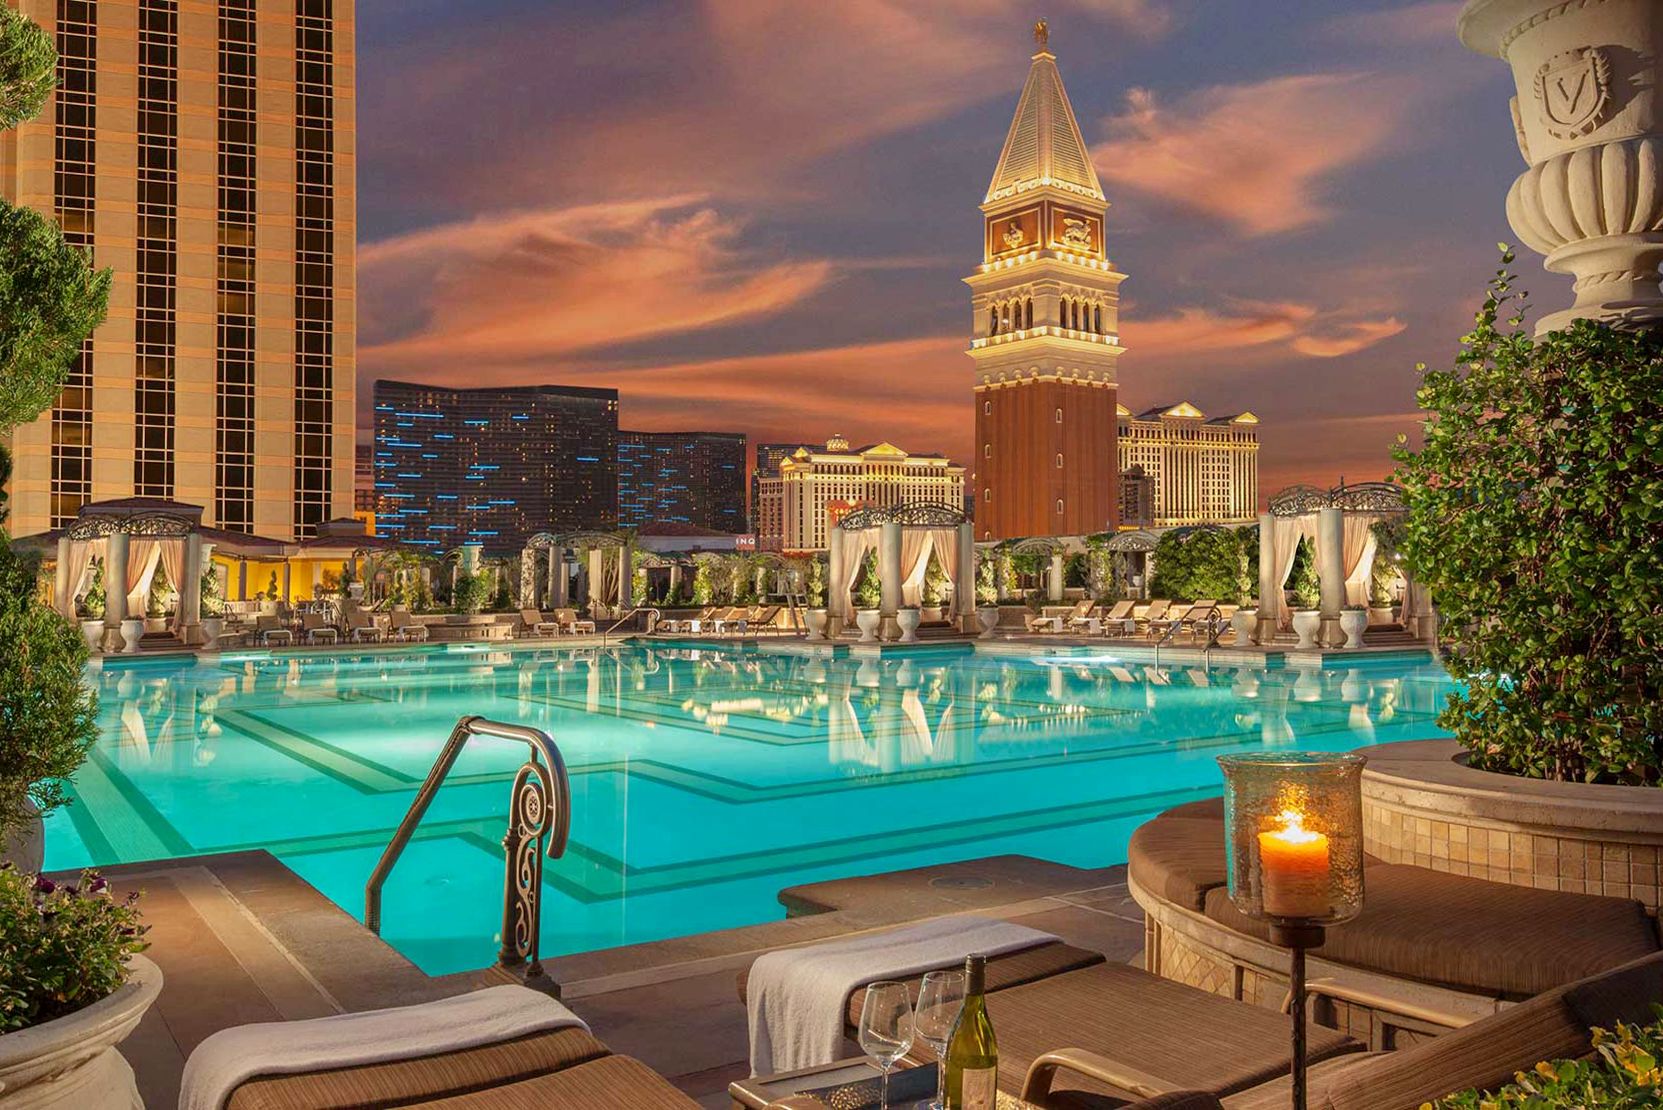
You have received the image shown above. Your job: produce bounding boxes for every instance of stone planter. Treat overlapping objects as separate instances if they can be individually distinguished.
[1,795,44,873]
[895,608,921,644]
[0,954,162,1109]
[119,618,144,654]
[1290,610,1322,650]
[1339,609,1369,649]
[920,606,946,624]
[79,620,104,654]
[854,609,882,644]
[1461,0,1663,332]
[143,616,167,634]
[804,608,828,640]
[1229,608,1257,646]
[1368,606,1395,626]
[200,617,224,650]
[1363,739,1663,911]
[976,606,1000,640]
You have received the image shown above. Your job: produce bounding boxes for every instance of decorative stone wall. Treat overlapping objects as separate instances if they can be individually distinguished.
[1363,740,1663,912]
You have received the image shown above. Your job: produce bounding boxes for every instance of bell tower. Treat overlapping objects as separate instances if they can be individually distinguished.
[967,21,1126,540]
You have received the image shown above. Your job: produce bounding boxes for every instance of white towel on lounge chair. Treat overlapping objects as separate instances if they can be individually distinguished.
[746,915,1055,1077]
[178,985,588,1110]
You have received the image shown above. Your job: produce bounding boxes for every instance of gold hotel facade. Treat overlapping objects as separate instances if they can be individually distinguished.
[1,0,356,540]
[1116,402,1259,527]
[756,436,965,552]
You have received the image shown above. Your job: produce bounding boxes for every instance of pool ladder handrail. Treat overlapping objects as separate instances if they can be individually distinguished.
[601,606,659,644]
[365,716,571,982]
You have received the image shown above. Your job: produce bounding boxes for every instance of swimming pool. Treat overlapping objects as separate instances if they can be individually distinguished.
[44,642,1456,975]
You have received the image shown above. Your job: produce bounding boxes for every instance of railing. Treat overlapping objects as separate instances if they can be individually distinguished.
[365,716,571,980]
[601,606,658,645]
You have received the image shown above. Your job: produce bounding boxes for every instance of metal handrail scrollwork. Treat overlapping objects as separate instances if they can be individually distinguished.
[366,716,571,982]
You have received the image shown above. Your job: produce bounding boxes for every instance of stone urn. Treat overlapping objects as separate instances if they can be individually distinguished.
[1290,610,1323,650]
[79,620,104,654]
[895,608,921,644]
[0,954,162,1109]
[1461,0,1663,332]
[119,618,145,654]
[854,609,882,644]
[804,608,828,640]
[1339,609,1369,649]
[976,606,1000,639]
[200,617,224,650]
[1229,608,1257,646]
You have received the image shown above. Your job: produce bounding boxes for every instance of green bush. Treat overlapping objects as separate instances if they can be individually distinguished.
[0,544,97,837]
[452,571,490,615]
[1149,528,1250,603]
[200,567,225,618]
[1288,538,1320,610]
[146,563,173,619]
[0,867,147,1033]
[976,557,996,606]
[1432,1008,1663,1108]
[78,557,105,620]
[1393,254,1663,784]
[806,556,826,607]
[853,550,881,610]
[0,7,55,132]
[921,553,947,607]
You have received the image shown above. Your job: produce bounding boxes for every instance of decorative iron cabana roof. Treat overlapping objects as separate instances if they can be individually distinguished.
[63,497,202,541]
[1269,481,1406,518]
[1103,529,1159,553]
[836,502,970,531]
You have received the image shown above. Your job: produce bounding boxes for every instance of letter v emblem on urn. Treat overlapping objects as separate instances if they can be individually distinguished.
[1534,46,1613,140]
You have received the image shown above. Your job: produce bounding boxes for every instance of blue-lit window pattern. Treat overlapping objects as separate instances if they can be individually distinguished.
[616,431,747,533]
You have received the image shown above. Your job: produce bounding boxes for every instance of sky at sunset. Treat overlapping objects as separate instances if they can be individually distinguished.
[354,0,1531,498]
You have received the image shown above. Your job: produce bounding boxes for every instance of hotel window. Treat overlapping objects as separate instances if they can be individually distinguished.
[293,0,336,537]
[983,400,991,414]
[983,444,991,458]
[1056,499,1064,514]
[1055,408,1063,423]
[216,0,257,531]
[1055,453,1063,468]
[49,0,97,525]
[134,0,178,498]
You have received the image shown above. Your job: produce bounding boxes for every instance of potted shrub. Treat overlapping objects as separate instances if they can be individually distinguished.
[804,557,828,639]
[77,557,105,653]
[1338,604,1368,649]
[919,555,947,623]
[199,566,226,648]
[144,563,172,634]
[895,604,921,643]
[852,551,882,643]
[0,543,99,873]
[974,557,999,636]
[0,868,159,1108]
[451,570,490,619]
[1287,541,1323,649]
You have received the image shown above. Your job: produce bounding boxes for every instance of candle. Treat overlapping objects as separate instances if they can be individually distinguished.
[1258,809,1330,918]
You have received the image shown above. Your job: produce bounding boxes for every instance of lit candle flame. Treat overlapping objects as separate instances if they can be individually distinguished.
[1270,809,1322,844]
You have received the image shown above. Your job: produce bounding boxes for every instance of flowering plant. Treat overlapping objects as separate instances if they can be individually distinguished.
[0,866,147,1032]
[1431,1009,1663,1109]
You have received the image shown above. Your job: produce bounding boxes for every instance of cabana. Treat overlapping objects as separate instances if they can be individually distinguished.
[1257,482,1428,645]
[518,530,634,618]
[1103,529,1159,600]
[827,503,975,639]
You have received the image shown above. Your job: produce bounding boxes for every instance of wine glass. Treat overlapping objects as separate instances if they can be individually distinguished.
[857,981,915,1110]
[914,970,965,1110]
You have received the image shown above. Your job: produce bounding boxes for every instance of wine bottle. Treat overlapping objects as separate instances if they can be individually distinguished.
[944,954,998,1109]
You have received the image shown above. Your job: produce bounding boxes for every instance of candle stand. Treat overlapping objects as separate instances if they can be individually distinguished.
[1217,753,1365,1110]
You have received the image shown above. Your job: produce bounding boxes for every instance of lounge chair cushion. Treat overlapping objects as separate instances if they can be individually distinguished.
[1202,865,1660,998]
[1051,1093,1227,1110]
[224,1027,611,1110]
[983,962,1361,1101]
[1127,817,1229,911]
[413,1055,697,1108]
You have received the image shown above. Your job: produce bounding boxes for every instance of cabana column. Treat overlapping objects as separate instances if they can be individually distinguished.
[1049,553,1065,601]
[827,527,845,630]
[956,522,975,630]
[1317,506,1346,645]
[54,536,73,617]
[1257,512,1278,643]
[878,521,902,639]
[179,533,205,645]
[103,531,130,652]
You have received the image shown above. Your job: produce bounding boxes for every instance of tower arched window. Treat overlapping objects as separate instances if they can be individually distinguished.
[1056,499,1064,515]
[989,307,998,336]
[1055,453,1064,468]
[984,443,991,458]
[1074,301,1082,330]
[1055,408,1063,424]
[1059,298,1070,328]
[1094,305,1103,333]
[983,399,991,415]
[1001,303,1011,331]
[1024,298,1033,328]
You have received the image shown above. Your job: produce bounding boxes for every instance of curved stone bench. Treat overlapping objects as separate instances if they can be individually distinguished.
[1129,793,1662,1049]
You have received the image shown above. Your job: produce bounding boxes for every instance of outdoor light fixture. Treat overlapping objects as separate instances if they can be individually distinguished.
[1217,752,1366,1110]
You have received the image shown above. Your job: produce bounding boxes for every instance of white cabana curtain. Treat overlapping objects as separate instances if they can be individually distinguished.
[60,538,101,618]
[1341,515,1380,607]
[840,529,877,612]
[899,532,933,607]
[1265,516,1315,629]
[928,529,960,609]
[158,539,186,630]
[126,540,161,615]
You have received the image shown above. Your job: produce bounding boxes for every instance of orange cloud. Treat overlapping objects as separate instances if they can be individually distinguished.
[1092,73,1413,235]
[1290,317,1407,358]
[1127,299,1404,363]
[360,197,834,366]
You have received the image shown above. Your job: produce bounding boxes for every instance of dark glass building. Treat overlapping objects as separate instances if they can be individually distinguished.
[371,379,619,553]
[618,431,746,533]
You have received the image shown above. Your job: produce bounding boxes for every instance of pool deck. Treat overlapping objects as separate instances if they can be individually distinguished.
[76,850,1144,1108]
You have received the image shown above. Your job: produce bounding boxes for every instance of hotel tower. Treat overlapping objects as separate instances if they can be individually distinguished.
[967,21,1125,541]
[1,0,356,539]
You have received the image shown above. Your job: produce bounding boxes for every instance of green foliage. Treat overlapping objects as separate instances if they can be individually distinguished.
[492,569,511,611]
[921,552,947,607]
[0,544,97,835]
[410,572,433,613]
[0,8,54,133]
[1149,528,1251,603]
[452,571,490,615]
[145,564,172,618]
[78,557,104,620]
[806,555,826,607]
[1288,538,1321,609]
[975,556,996,606]
[1432,1008,1663,1109]
[1392,252,1663,784]
[995,549,1016,601]
[691,564,713,605]
[200,568,225,618]
[853,550,881,610]
[0,867,147,1033]
[1235,525,1260,599]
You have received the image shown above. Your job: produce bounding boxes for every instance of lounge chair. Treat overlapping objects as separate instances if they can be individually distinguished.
[749,605,783,634]
[1064,599,1101,633]
[1133,599,1171,635]
[344,608,384,643]
[519,607,559,637]
[388,609,428,642]
[1144,602,1190,640]
[552,607,595,635]
[1174,600,1219,643]
[254,614,292,647]
[300,612,338,645]
[661,606,716,633]
[1098,599,1136,635]
[711,606,750,635]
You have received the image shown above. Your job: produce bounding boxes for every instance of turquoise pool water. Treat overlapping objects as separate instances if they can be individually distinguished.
[44,642,1456,975]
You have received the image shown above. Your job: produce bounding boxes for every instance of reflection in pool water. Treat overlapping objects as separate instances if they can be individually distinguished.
[47,642,1454,974]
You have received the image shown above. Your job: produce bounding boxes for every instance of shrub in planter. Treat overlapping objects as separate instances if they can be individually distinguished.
[145,563,173,619]
[1433,1008,1663,1108]
[852,550,881,611]
[0,867,146,1032]
[200,567,225,618]
[975,557,996,606]
[77,557,105,620]
[1288,538,1321,610]
[452,571,490,615]
[1393,254,1663,784]
[920,553,947,609]
[0,543,97,844]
